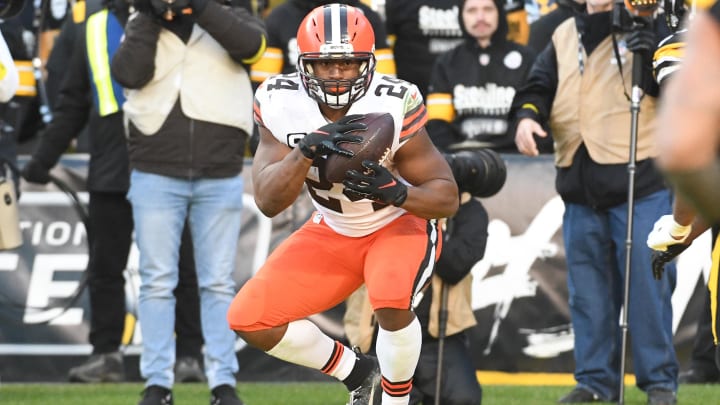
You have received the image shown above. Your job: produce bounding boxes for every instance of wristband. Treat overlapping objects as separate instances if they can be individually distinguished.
[669,220,691,238]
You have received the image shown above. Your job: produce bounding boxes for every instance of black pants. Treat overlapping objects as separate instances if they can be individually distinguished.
[692,287,720,375]
[87,192,202,357]
[409,332,482,405]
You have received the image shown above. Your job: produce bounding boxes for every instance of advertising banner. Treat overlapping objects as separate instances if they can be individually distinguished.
[0,155,707,382]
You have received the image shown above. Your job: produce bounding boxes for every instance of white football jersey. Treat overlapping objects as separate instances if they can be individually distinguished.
[254,72,428,237]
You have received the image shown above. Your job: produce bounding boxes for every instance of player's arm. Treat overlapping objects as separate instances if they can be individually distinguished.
[252,125,314,218]
[393,127,459,219]
[656,11,720,223]
[252,114,365,217]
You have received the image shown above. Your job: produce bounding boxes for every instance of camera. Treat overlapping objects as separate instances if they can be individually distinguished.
[148,0,192,20]
[612,0,656,33]
[0,0,25,18]
[444,149,507,198]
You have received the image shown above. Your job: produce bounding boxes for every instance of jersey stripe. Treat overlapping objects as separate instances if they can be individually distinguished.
[381,377,414,396]
[710,231,720,344]
[325,4,347,44]
[401,103,427,139]
[253,99,264,127]
[320,341,344,374]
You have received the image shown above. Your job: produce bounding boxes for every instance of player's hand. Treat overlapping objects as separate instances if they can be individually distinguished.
[514,118,546,157]
[652,243,689,280]
[343,160,408,207]
[21,159,51,185]
[646,214,691,251]
[298,114,366,160]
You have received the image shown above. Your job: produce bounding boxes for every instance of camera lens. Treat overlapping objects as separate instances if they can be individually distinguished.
[446,149,507,198]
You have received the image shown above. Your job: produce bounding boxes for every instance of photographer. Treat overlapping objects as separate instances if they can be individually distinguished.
[110,0,265,404]
[508,0,678,403]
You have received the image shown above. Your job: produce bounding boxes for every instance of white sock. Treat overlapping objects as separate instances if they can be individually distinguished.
[266,319,356,380]
[375,317,421,403]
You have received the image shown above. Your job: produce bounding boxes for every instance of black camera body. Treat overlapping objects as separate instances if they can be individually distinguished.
[612,0,656,33]
[149,0,192,19]
[444,149,507,198]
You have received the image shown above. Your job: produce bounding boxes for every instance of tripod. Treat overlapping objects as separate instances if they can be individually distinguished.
[617,23,652,405]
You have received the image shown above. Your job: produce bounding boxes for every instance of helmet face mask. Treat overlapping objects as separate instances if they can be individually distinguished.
[296,3,376,109]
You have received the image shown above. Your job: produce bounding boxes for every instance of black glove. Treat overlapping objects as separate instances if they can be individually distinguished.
[651,243,689,280]
[343,160,408,207]
[298,114,366,160]
[21,159,52,185]
[626,26,655,54]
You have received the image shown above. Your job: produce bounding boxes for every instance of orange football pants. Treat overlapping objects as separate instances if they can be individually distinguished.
[228,213,441,332]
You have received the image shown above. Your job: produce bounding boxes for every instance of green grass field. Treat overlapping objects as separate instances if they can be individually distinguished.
[0,382,718,405]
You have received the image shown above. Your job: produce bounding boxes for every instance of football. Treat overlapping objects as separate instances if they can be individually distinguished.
[323,112,395,184]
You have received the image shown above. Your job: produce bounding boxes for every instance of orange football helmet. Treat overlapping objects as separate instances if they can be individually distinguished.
[296,3,376,109]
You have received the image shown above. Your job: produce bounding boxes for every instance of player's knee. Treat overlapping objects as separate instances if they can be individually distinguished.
[227,277,268,332]
[374,307,416,331]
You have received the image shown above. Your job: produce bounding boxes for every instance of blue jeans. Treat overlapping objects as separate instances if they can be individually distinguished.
[128,170,243,389]
[563,189,678,400]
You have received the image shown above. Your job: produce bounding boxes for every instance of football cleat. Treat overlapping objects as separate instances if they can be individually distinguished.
[347,351,382,405]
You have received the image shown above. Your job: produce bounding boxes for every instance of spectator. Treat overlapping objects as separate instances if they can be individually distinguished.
[227,4,458,405]
[386,0,464,96]
[425,0,536,153]
[110,0,266,403]
[20,0,205,385]
[509,0,678,403]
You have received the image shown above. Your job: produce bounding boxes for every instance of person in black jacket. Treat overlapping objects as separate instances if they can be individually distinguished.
[385,0,464,97]
[20,0,206,386]
[425,0,536,153]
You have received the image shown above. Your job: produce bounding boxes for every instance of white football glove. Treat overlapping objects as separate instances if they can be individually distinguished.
[646,214,692,251]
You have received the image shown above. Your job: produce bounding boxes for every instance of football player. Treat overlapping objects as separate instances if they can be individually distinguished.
[656,0,720,382]
[227,3,458,404]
